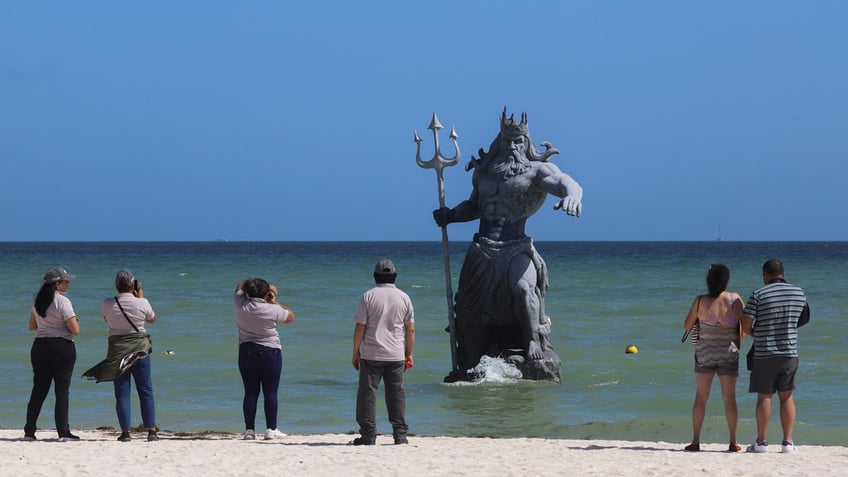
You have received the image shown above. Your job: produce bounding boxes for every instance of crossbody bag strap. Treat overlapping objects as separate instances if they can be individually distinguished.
[114,296,140,333]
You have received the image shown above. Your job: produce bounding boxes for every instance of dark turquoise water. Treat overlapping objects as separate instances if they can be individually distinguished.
[1,241,845,445]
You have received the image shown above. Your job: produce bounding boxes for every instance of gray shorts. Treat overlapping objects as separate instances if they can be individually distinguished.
[749,356,798,394]
[694,355,739,377]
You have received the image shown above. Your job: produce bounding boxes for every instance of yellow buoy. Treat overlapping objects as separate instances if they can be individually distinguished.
[164,350,175,356]
[625,345,638,354]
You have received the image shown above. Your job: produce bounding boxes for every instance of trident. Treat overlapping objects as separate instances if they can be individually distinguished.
[415,111,460,372]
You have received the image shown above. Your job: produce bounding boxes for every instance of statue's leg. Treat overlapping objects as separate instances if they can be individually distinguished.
[509,254,543,360]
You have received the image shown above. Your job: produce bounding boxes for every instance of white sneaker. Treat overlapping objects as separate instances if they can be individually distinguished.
[782,441,797,453]
[746,440,768,453]
[264,428,287,440]
[243,429,256,440]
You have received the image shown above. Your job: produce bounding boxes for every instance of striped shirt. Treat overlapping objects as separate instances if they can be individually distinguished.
[743,279,807,358]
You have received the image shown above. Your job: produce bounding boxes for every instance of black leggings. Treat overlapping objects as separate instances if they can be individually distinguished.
[25,338,76,436]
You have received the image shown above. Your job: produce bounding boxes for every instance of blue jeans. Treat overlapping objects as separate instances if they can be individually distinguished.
[114,355,156,430]
[356,359,408,439]
[238,342,282,430]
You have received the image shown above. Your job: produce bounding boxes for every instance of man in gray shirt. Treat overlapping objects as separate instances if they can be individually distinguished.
[351,259,415,445]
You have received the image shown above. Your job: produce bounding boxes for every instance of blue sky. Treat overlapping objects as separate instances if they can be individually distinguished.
[2,1,845,241]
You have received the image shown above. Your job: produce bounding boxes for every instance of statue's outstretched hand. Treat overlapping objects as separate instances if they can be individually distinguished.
[554,197,582,217]
[433,207,454,227]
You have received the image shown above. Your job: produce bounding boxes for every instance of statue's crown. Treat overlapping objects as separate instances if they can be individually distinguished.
[500,108,529,139]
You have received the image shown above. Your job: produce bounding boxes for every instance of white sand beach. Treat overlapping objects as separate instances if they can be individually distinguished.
[2,429,846,477]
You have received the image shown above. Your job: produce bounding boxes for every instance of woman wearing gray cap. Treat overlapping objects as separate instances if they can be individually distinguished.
[23,267,81,442]
[92,269,158,442]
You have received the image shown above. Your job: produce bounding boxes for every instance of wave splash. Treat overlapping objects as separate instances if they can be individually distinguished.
[447,355,523,385]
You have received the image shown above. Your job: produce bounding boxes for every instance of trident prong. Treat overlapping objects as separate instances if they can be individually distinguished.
[414,111,461,373]
[416,111,460,177]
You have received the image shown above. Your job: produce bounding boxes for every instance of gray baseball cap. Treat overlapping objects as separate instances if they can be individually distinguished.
[374,258,397,275]
[43,267,76,284]
[115,269,135,289]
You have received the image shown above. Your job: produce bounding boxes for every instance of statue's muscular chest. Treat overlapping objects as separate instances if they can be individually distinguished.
[477,173,545,218]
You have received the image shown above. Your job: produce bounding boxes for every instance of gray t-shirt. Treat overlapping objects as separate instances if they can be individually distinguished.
[32,291,76,341]
[235,290,288,349]
[354,283,414,361]
[102,293,155,336]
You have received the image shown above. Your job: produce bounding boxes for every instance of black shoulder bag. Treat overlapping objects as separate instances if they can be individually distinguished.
[681,296,701,344]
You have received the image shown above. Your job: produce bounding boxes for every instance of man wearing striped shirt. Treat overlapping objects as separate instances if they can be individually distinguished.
[741,258,810,454]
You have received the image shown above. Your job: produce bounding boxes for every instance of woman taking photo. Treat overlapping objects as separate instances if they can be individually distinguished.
[99,269,158,442]
[234,278,295,440]
[24,267,81,442]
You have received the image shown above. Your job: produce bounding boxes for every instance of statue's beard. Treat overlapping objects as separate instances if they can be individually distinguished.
[489,153,529,179]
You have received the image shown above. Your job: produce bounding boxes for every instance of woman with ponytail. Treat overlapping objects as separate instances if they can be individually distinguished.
[23,267,81,442]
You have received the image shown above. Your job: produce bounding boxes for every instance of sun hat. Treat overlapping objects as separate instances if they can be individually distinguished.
[43,267,76,284]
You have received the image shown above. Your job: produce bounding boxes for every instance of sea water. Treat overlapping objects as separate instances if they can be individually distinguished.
[0,241,845,446]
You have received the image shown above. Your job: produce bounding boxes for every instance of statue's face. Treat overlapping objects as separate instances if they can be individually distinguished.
[501,135,527,159]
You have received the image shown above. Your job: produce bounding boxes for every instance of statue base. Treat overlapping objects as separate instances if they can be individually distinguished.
[501,349,562,383]
[442,349,562,383]
[443,369,484,383]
